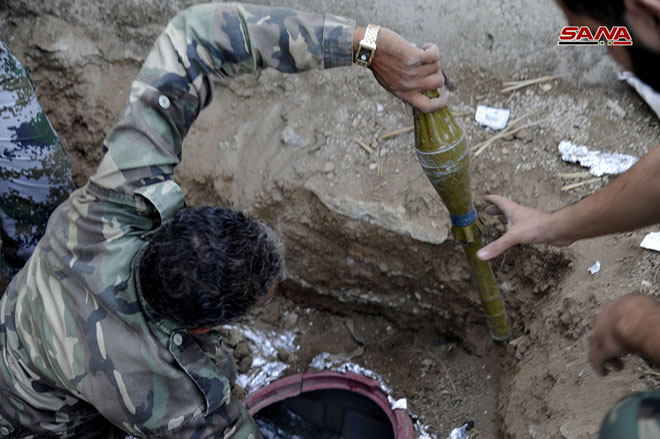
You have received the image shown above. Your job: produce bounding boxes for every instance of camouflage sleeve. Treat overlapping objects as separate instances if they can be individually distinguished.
[90,2,355,198]
[0,41,76,278]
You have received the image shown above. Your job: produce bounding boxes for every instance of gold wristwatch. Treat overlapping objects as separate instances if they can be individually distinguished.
[355,24,380,67]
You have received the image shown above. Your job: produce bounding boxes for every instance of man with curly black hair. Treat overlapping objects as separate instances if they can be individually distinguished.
[139,206,284,331]
[0,2,447,438]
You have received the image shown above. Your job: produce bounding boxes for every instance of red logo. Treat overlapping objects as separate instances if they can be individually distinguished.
[558,26,633,46]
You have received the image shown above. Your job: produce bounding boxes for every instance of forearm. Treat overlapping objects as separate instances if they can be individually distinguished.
[548,143,660,244]
[91,3,354,193]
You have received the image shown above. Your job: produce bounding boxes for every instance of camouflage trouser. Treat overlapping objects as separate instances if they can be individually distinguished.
[0,41,75,278]
[600,391,660,438]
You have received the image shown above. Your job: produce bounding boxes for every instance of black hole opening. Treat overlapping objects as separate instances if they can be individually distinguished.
[255,388,395,439]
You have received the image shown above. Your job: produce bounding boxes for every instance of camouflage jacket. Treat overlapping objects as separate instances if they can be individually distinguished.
[0,3,354,438]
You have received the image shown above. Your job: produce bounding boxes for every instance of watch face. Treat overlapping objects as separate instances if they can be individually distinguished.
[357,47,373,63]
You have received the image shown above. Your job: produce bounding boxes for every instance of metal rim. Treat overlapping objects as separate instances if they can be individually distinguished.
[243,370,414,439]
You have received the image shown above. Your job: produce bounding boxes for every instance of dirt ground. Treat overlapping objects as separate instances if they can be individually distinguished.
[2,0,660,438]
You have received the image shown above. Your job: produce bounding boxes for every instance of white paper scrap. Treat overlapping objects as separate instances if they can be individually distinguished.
[641,232,660,252]
[392,398,408,410]
[558,140,637,177]
[588,261,601,275]
[447,423,471,439]
[475,105,510,131]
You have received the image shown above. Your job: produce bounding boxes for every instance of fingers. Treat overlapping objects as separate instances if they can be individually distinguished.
[406,87,449,113]
[476,232,518,260]
[484,194,515,213]
[415,72,447,93]
[478,195,528,259]
[409,62,444,80]
[608,358,624,372]
[485,205,504,216]
[417,42,440,65]
[484,195,516,226]
[592,357,624,376]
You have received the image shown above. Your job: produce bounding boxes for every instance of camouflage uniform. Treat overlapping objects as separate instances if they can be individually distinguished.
[0,3,354,438]
[0,42,76,278]
[599,391,660,439]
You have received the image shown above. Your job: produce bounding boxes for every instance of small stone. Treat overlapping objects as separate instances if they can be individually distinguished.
[232,384,247,401]
[376,103,384,112]
[277,349,290,362]
[239,356,252,373]
[559,419,598,439]
[234,341,250,359]
[420,358,435,377]
[227,329,242,348]
[281,126,307,148]
[509,335,529,360]
[369,163,378,170]
[282,311,299,329]
[379,148,388,157]
[540,83,552,92]
[529,425,539,438]
[322,162,335,173]
[514,128,533,143]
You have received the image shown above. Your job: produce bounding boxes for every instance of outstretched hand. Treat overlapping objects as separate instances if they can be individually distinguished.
[476,195,571,260]
[364,27,448,113]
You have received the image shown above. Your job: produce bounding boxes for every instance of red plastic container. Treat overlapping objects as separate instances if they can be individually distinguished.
[243,370,414,438]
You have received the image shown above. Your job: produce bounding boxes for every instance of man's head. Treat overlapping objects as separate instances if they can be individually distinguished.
[557,0,660,91]
[139,206,284,329]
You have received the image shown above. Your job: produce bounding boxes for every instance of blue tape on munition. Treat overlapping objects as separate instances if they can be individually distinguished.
[450,208,477,227]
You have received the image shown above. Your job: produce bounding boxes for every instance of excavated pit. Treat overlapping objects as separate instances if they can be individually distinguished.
[235,201,572,437]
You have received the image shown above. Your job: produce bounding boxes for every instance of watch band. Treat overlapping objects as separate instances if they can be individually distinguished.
[362,24,380,47]
[355,24,381,67]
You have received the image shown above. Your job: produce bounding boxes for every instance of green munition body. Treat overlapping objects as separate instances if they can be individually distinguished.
[413,91,511,340]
